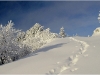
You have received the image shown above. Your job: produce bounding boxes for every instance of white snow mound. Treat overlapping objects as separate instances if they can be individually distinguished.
[92,27,100,36]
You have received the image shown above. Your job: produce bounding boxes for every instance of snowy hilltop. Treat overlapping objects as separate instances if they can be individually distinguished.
[0,20,100,74]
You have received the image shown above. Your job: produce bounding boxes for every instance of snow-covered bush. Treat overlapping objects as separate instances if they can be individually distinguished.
[0,20,31,65]
[23,23,58,51]
[59,27,66,38]
[92,27,100,36]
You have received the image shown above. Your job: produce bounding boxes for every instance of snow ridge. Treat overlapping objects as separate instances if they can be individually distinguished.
[47,37,89,75]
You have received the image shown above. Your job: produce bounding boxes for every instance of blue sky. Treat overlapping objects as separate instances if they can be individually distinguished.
[0,1,100,36]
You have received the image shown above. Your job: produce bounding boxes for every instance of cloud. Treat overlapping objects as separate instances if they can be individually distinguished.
[0,1,100,36]
[21,2,97,25]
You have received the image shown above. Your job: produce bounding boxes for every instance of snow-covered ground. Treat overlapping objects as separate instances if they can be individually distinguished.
[0,36,100,74]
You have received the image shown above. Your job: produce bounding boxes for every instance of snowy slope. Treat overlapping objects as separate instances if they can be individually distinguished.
[65,36,100,74]
[0,36,100,74]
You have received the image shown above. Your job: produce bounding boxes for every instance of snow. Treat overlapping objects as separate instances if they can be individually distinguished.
[92,27,100,36]
[0,36,100,74]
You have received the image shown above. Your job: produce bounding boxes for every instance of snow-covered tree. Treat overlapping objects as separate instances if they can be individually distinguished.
[36,28,58,43]
[16,31,26,42]
[25,23,44,38]
[23,23,58,52]
[0,20,31,65]
[59,27,66,38]
[0,21,59,65]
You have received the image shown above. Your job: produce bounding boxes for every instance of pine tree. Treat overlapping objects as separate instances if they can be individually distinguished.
[59,27,66,38]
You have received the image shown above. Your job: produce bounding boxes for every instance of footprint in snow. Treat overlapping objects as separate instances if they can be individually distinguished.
[70,68,78,72]
[60,66,70,73]
[68,55,79,66]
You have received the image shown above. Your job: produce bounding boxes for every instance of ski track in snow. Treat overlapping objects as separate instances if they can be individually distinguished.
[46,37,89,75]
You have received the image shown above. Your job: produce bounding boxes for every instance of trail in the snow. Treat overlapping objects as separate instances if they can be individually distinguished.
[46,37,89,75]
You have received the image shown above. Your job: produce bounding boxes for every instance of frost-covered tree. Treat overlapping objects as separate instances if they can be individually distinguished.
[23,23,58,52]
[36,28,58,43]
[16,31,26,42]
[0,21,59,65]
[25,23,44,38]
[59,27,66,38]
[0,20,31,65]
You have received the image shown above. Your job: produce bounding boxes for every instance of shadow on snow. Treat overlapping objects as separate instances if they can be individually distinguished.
[29,43,68,57]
